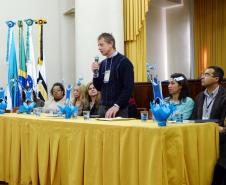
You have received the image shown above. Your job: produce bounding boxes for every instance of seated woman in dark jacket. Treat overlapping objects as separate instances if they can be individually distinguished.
[85,82,101,116]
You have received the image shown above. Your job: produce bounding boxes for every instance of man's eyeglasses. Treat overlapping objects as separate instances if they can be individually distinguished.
[200,73,215,78]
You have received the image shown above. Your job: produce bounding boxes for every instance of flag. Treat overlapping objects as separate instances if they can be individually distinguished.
[25,19,37,93]
[36,19,48,101]
[6,21,21,109]
[18,20,27,89]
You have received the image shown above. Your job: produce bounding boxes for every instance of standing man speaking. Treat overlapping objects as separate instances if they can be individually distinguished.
[91,33,134,118]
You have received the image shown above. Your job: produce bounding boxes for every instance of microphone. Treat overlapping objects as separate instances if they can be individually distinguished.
[94,56,99,63]
[93,56,99,78]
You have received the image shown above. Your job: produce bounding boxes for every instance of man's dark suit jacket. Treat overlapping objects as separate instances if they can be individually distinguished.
[191,86,226,126]
[192,86,226,168]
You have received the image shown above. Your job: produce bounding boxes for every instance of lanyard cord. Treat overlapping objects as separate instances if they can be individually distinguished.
[104,56,114,72]
[205,96,215,110]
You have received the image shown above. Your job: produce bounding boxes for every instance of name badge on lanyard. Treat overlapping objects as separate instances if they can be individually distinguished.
[104,57,113,84]
[202,110,209,120]
[202,97,214,120]
[104,70,110,83]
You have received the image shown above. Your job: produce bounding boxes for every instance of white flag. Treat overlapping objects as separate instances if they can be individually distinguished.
[26,25,37,92]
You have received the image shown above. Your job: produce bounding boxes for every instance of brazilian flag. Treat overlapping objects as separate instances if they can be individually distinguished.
[18,20,27,89]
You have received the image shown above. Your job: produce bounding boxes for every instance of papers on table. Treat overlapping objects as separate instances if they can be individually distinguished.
[96,117,135,121]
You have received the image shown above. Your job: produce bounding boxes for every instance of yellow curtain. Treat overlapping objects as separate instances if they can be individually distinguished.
[123,0,150,82]
[194,0,226,78]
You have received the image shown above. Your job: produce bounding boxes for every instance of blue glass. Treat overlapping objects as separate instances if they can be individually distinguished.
[73,111,78,119]
[175,112,183,123]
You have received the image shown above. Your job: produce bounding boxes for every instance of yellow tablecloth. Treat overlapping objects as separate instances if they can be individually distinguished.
[0,113,219,185]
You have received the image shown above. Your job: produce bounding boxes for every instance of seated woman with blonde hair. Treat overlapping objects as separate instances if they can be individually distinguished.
[85,82,101,116]
[72,83,88,116]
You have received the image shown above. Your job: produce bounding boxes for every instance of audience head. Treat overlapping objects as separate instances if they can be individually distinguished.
[73,84,86,99]
[50,82,65,101]
[86,82,100,102]
[72,84,88,106]
[168,73,189,101]
[98,33,115,57]
[201,66,224,87]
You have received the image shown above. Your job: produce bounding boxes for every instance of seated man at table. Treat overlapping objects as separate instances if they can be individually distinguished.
[191,66,226,184]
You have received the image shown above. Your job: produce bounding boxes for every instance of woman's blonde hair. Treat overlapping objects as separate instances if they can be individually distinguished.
[72,84,89,108]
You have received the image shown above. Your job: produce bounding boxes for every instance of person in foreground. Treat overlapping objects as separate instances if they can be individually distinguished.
[91,33,134,118]
[191,66,226,184]
[165,73,194,120]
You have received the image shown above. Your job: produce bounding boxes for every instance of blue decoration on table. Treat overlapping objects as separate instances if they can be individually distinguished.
[146,63,156,82]
[146,63,163,100]
[76,77,83,86]
[18,88,36,114]
[0,88,7,114]
[25,88,33,102]
[152,77,163,100]
[150,98,175,126]
[26,75,33,89]
[65,85,72,102]
[147,64,175,126]
[58,85,78,119]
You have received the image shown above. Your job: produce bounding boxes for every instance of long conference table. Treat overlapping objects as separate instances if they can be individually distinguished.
[0,113,219,185]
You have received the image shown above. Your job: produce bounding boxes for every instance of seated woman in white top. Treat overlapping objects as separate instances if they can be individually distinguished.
[164,73,194,120]
[44,82,65,112]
